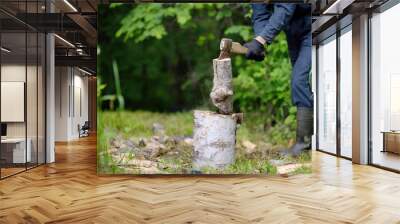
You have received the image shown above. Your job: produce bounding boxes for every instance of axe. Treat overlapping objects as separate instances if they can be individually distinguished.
[218,38,249,60]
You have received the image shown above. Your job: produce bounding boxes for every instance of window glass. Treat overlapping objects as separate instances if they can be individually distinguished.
[0,1,46,178]
[339,28,352,158]
[318,36,337,154]
[38,32,45,165]
[1,31,27,177]
[312,46,317,150]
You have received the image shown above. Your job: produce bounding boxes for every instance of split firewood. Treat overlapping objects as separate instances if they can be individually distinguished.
[210,58,233,115]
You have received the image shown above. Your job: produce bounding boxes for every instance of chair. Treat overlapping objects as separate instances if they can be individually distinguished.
[78,121,90,138]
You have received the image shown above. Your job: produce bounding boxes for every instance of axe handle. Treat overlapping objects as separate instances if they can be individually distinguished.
[231,42,248,55]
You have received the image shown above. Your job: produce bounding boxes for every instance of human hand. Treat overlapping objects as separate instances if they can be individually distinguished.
[244,38,265,61]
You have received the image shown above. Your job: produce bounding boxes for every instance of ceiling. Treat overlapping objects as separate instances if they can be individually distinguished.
[0,0,98,74]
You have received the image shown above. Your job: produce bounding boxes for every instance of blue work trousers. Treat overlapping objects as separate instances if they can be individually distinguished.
[252,4,313,108]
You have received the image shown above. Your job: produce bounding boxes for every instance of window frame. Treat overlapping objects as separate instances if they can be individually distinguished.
[314,0,400,173]
[367,0,400,173]
[0,1,48,180]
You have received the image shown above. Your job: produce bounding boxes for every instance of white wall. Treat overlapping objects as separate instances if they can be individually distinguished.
[72,72,89,138]
[1,65,26,128]
[1,82,25,122]
[55,66,89,141]
[1,63,46,164]
[1,65,30,138]
[55,66,69,141]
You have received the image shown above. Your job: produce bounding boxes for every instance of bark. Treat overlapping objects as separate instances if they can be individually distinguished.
[192,110,237,169]
[210,58,233,115]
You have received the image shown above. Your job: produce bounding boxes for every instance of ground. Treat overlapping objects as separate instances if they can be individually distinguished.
[98,110,311,175]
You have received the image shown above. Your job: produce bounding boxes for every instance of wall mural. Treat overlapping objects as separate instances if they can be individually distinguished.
[97,3,313,175]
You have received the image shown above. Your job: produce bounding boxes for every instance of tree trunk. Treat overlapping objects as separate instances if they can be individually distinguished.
[210,58,233,115]
[192,110,237,170]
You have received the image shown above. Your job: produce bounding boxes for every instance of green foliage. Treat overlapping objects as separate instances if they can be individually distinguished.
[224,25,253,41]
[97,77,106,105]
[114,3,237,43]
[112,59,125,110]
[232,33,295,129]
[116,4,168,42]
[97,76,117,110]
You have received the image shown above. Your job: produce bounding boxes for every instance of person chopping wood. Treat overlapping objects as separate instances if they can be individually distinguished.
[244,3,313,157]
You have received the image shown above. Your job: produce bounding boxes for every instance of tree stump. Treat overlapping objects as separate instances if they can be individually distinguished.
[192,110,237,170]
[210,58,233,115]
[192,57,242,171]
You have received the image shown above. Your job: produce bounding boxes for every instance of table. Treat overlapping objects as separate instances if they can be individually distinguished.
[382,131,400,155]
[1,138,31,164]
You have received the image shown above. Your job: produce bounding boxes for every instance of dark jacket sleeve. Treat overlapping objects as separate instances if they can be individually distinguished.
[252,4,296,44]
[251,4,272,37]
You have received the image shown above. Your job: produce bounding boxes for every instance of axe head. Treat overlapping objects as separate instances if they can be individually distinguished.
[218,38,248,60]
[218,38,232,60]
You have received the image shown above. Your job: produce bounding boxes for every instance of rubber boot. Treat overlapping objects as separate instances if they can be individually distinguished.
[281,107,313,157]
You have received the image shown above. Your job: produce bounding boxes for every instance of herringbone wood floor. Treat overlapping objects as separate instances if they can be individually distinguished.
[1,135,400,224]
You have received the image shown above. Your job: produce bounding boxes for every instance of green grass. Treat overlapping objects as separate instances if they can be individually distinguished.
[290,165,312,175]
[97,110,116,174]
[101,110,193,138]
[97,110,310,175]
[100,110,295,146]
[235,113,295,147]
[226,157,278,175]
[98,110,194,174]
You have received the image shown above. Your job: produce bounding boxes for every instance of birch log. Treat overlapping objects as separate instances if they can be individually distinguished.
[192,110,236,170]
[210,58,233,115]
